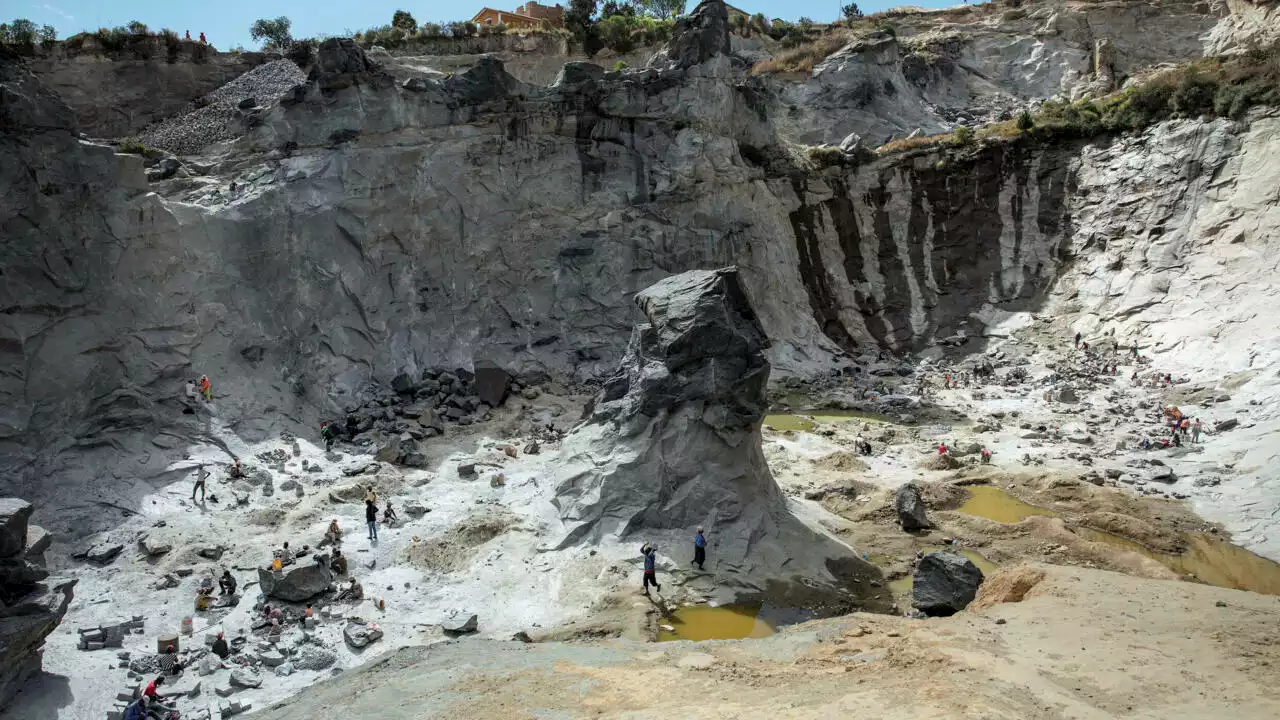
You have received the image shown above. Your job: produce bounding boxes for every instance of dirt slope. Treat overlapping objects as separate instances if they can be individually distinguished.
[255,564,1280,719]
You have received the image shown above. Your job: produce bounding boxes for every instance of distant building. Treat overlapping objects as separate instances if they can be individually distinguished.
[471,3,565,30]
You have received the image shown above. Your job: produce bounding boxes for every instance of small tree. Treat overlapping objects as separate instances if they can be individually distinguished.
[1016,109,1035,132]
[250,16,293,49]
[636,0,685,20]
[38,23,56,49]
[565,0,602,55]
[127,20,148,35]
[841,4,863,20]
[798,16,814,30]
[2,18,37,46]
[391,10,417,32]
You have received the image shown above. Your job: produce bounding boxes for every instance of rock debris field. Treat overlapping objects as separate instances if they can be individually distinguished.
[139,59,305,155]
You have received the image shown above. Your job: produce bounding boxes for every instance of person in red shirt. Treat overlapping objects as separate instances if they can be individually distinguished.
[142,675,176,716]
[937,443,949,456]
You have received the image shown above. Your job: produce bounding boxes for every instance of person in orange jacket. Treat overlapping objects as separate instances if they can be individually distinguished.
[198,375,212,401]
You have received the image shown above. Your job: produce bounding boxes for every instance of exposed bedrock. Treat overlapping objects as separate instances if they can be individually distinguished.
[552,268,886,604]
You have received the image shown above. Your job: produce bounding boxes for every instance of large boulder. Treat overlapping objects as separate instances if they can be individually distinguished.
[472,359,511,408]
[257,556,333,602]
[912,551,984,617]
[308,38,387,92]
[0,499,33,558]
[552,269,886,604]
[442,614,478,635]
[650,0,731,69]
[894,484,931,531]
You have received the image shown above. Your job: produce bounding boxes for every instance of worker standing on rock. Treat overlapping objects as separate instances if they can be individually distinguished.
[641,544,661,596]
[366,499,379,541]
[1192,418,1203,443]
[321,422,336,451]
[693,528,707,570]
[198,375,212,401]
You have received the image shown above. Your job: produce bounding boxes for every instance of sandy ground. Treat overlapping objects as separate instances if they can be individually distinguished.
[251,563,1280,720]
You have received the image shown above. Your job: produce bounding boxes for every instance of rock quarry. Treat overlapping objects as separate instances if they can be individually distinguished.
[1,0,1280,717]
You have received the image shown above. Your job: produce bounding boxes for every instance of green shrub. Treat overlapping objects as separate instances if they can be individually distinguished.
[613,60,629,71]
[116,137,148,154]
[451,21,477,38]
[1016,109,1035,131]
[250,16,293,49]
[952,125,974,145]
[95,26,130,52]
[419,23,442,37]
[875,22,896,37]
[391,10,417,32]
[1,18,37,47]
[37,23,55,49]
[127,21,148,35]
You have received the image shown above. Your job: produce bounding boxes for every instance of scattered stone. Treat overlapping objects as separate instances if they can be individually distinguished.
[523,441,541,455]
[458,463,477,478]
[343,621,383,649]
[1214,418,1239,432]
[442,614,478,635]
[512,631,533,643]
[83,543,124,565]
[228,668,262,689]
[404,501,429,517]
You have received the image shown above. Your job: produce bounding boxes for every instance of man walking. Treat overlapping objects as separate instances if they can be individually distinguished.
[693,527,707,571]
[365,499,378,541]
[641,544,660,596]
[191,466,208,502]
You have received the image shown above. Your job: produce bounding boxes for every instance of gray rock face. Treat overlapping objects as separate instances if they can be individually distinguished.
[258,556,333,602]
[650,0,731,70]
[553,269,882,596]
[912,551,984,617]
[0,498,75,710]
[309,38,387,93]
[0,500,33,558]
[893,484,931,531]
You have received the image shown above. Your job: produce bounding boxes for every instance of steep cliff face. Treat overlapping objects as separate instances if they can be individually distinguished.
[1,2,1278,537]
[25,44,271,138]
[774,0,1235,145]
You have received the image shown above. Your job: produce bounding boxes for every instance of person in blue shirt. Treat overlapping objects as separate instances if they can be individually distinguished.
[693,527,707,570]
[641,544,661,595]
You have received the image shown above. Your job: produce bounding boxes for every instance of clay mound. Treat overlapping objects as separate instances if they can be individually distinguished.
[813,452,869,473]
[404,510,519,573]
[970,566,1047,609]
[922,454,962,470]
[1080,512,1183,554]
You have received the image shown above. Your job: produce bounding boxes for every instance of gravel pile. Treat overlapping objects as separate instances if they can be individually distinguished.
[140,59,306,156]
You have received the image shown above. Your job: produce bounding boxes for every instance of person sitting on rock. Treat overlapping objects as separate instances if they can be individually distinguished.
[158,646,183,676]
[937,443,949,456]
[143,675,176,718]
[219,570,237,596]
[324,519,343,547]
[274,542,294,566]
[330,548,348,575]
[228,457,245,480]
[184,379,199,402]
[383,501,399,527]
[337,577,363,601]
[211,632,230,660]
[980,448,992,464]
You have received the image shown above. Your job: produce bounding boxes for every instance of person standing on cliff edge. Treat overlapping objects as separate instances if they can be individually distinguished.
[641,544,661,596]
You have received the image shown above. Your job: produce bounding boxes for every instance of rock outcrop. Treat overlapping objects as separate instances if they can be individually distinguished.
[552,268,883,599]
[912,551,984,617]
[0,498,75,710]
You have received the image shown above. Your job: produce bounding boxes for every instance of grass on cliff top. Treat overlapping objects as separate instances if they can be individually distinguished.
[875,40,1280,157]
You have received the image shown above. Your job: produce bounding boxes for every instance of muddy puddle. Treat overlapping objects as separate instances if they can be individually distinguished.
[1076,528,1280,596]
[959,487,1280,596]
[764,410,895,433]
[658,603,809,642]
[958,485,1059,523]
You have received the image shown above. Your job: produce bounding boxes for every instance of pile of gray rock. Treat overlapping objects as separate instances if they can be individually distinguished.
[0,499,76,711]
[337,364,526,466]
[140,59,306,155]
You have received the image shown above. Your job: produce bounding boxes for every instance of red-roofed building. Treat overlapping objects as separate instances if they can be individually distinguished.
[471,3,565,30]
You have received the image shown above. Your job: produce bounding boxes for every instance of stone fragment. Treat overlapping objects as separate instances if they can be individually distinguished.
[894,483,931,531]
